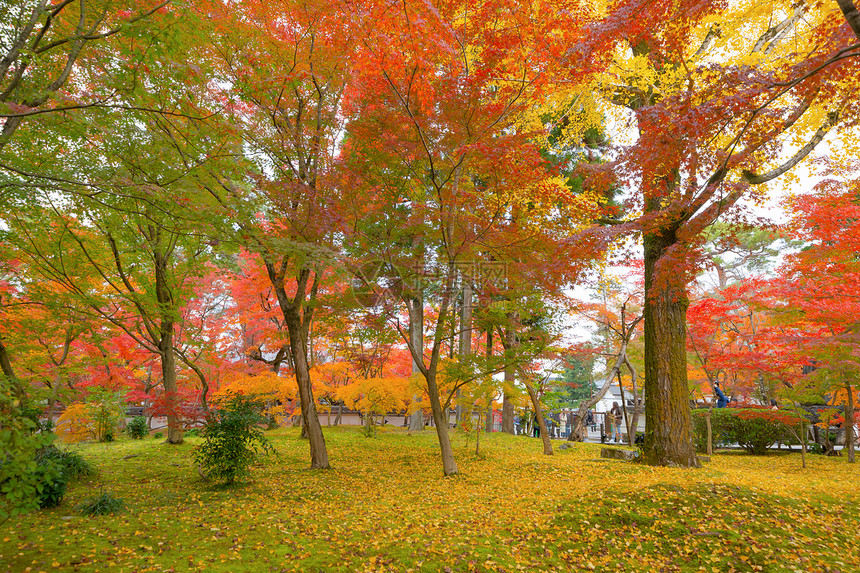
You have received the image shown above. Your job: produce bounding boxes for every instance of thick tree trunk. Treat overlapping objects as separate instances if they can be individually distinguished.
[408,295,425,431]
[284,305,329,468]
[501,394,514,433]
[459,283,473,355]
[159,329,183,444]
[154,248,183,445]
[642,226,700,467]
[501,327,515,434]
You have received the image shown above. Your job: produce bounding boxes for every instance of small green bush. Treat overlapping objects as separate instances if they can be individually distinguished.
[34,461,66,509]
[0,385,58,520]
[195,394,273,484]
[152,432,163,440]
[32,446,95,509]
[78,491,125,516]
[37,446,94,480]
[126,417,148,440]
[693,408,803,455]
[184,427,201,438]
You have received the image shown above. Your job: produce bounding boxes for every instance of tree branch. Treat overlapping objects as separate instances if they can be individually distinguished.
[742,110,840,185]
[837,0,860,41]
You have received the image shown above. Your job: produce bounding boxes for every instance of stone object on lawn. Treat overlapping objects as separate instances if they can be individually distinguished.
[600,447,640,461]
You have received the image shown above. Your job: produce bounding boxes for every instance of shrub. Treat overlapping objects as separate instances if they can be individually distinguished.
[34,460,66,509]
[195,394,273,484]
[37,446,94,480]
[126,417,148,440]
[78,491,125,516]
[693,408,803,455]
[31,446,95,509]
[152,432,163,440]
[184,427,201,438]
[0,385,57,520]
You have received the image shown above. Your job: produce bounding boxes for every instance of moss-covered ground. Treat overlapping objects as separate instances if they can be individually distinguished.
[2,427,858,572]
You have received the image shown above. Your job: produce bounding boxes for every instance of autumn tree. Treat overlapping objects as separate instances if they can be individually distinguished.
[338,0,609,475]
[196,0,363,469]
[2,39,235,442]
[769,180,860,462]
[584,0,860,466]
[0,0,171,152]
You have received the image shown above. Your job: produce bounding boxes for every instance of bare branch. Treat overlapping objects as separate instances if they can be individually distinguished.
[752,2,808,54]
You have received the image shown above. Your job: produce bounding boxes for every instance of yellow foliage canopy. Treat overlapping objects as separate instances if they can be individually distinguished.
[55,403,96,443]
[212,371,298,420]
[336,375,411,417]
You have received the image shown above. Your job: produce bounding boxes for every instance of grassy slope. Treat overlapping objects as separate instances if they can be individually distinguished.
[2,427,858,573]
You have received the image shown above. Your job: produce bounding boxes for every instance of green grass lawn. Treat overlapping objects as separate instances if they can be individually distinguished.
[2,427,858,572]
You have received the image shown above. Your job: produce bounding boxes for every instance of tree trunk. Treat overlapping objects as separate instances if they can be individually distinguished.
[0,336,26,402]
[617,370,633,445]
[284,305,329,468]
[642,225,700,467]
[266,262,329,469]
[845,376,855,463]
[837,0,860,40]
[800,419,807,468]
[159,329,183,444]
[501,327,515,434]
[363,407,374,437]
[154,248,183,445]
[485,329,494,433]
[426,370,458,475]
[475,410,481,456]
[706,408,713,456]
[47,372,62,420]
[525,381,552,455]
[408,295,425,431]
[177,353,210,414]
